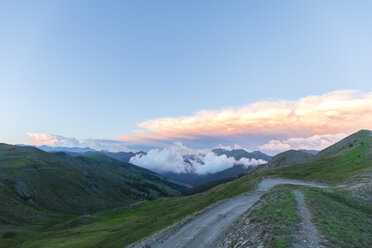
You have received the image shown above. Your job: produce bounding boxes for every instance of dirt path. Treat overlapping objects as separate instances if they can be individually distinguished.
[292,190,321,248]
[127,178,327,248]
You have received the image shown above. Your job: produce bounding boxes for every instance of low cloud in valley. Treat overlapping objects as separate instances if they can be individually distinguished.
[130,142,266,175]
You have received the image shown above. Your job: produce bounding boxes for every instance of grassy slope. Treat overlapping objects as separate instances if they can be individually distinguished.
[1,130,371,247]
[241,186,372,248]
[266,130,372,185]
[226,184,372,248]
[0,144,186,226]
[0,174,261,248]
[252,187,299,248]
[253,150,314,174]
[304,188,372,247]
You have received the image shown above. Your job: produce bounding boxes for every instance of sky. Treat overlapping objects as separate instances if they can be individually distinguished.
[1,0,372,157]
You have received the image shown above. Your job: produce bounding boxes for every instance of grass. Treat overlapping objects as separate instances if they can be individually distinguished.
[252,187,299,248]
[0,174,261,248]
[1,131,371,247]
[304,188,372,247]
[0,143,189,228]
[267,135,372,185]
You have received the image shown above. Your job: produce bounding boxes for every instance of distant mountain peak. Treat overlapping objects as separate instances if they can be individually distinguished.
[212,148,272,161]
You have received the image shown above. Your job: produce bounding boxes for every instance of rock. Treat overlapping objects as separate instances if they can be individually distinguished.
[15,181,33,200]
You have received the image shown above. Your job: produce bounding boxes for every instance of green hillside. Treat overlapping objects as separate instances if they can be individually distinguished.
[0,130,371,248]
[267,130,372,184]
[252,149,314,174]
[0,172,260,248]
[0,144,186,226]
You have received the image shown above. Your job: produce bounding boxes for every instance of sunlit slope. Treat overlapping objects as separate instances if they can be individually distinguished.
[268,130,372,184]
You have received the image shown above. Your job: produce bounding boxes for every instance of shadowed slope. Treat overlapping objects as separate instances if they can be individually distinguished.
[0,144,186,225]
[252,150,314,174]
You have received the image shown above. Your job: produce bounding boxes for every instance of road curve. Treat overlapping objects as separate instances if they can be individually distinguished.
[127,178,327,248]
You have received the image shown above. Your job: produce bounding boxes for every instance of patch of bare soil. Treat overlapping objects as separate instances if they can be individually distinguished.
[344,175,372,201]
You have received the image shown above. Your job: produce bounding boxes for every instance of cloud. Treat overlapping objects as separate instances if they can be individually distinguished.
[259,140,291,153]
[195,152,235,175]
[237,157,267,167]
[259,133,347,153]
[27,133,130,152]
[119,90,372,143]
[213,144,233,151]
[26,90,372,173]
[130,142,266,175]
[129,142,193,174]
[213,144,252,152]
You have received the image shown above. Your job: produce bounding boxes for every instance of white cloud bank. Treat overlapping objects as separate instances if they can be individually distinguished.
[259,133,347,153]
[213,144,252,152]
[27,133,130,152]
[130,142,266,175]
[27,134,265,174]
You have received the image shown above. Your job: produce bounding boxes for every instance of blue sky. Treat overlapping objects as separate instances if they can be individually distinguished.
[1,0,372,152]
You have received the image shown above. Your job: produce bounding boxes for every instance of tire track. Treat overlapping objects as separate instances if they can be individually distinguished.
[292,190,321,248]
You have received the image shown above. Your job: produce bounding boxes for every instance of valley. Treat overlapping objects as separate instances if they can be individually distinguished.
[0,130,371,248]
[3,2,372,247]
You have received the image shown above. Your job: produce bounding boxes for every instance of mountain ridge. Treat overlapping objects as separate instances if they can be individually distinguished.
[212,148,272,161]
[0,143,186,225]
[162,149,271,187]
[252,149,315,174]
[1,130,371,247]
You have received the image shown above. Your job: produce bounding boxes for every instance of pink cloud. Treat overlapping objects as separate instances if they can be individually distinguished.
[259,133,347,153]
[28,90,372,152]
[119,90,372,143]
[28,133,61,146]
[27,133,130,152]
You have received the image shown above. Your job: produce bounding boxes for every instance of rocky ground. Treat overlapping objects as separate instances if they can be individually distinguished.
[344,175,372,201]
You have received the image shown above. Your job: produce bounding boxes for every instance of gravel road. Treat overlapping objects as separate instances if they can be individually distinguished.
[127,178,327,248]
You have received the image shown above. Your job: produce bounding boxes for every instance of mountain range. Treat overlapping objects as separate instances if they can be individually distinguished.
[21,145,323,187]
[1,130,371,247]
[0,144,186,225]
[162,149,272,187]
[212,148,272,161]
[26,145,273,187]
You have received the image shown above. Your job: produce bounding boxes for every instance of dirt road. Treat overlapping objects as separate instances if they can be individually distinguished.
[293,190,321,248]
[128,178,327,248]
